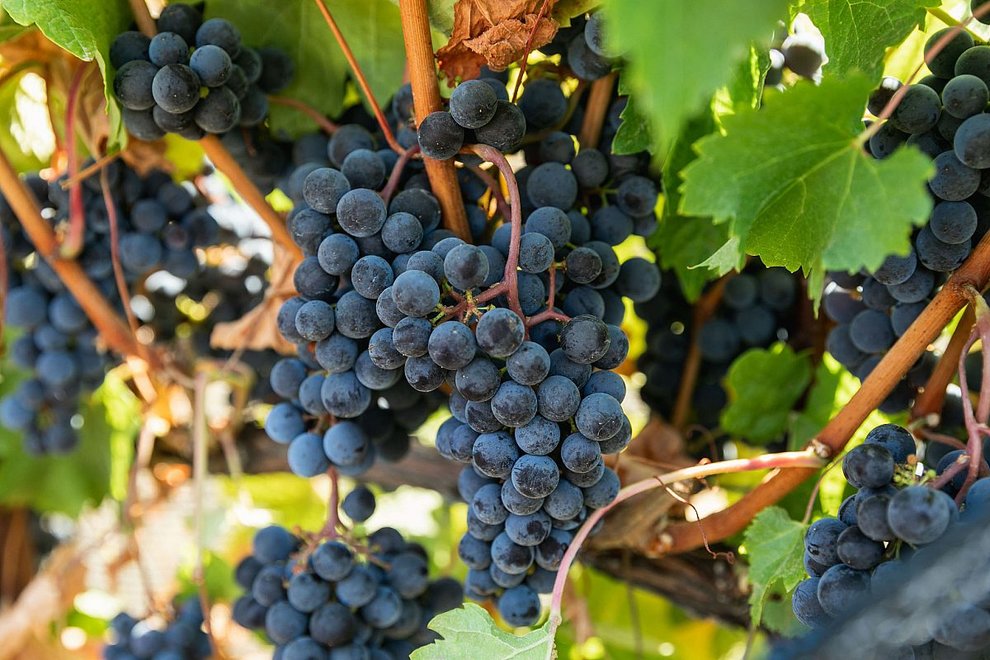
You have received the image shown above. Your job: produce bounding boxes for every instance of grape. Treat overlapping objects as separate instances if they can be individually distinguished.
[335,291,381,339]
[925,28,973,78]
[505,510,553,547]
[575,392,624,441]
[311,541,354,582]
[836,525,884,570]
[110,31,151,68]
[288,432,331,477]
[339,149,385,190]
[316,333,360,373]
[942,74,989,120]
[337,189,388,238]
[471,431,519,479]
[491,532,535,575]
[351,255,395,299]
[283,637,329,660]
[454,358,500,401]
[333,565,378,608]
[390,189,442,235]
[152,64,201,114]
[930,151,981,201]
[298,371,328,412]
[955,44,990,86]
[341,485,376,524]
[114,60,159,112]
[536,530,571,571]
[536,375,581,422]
[417,111,464,160]
[195,17,241,56]
[472,483,509,525]
[930,200,978,245]
[518,79,566,129]
[888,266,935,303]
[448,424,479,463]
[475,308,525,358]
[387,553,429,598]
[544,479,584,521]
[792,578,830,628]
[527,162,577,210]
[449,79,499,129]
[392,317,432,358]
[548,348,592,388]
[444,243,489,290]
[321,371,371,418]
[539,131,576,164]
[253,525,297,563]
[265,402,306,444]
[294,256,338,301]
[816,564,871,617]
[518,233,555,274]
[916,226,970,272]
[514,415,561,455]
[849,309,895,354]
[506,341,551,385]
[286,572,331,614]
[865,423,916,462]
[873,251,917,286]
[429,321,477,370]
[404,354,446,392]
[149,32,189,67]
[305,168,351,215]
[887,486,953,544]
[295,300,335,342]
[391,270,441,317]
[583,467,619,508]
[572,148,609,189]
[459,534,492,570]
[890,84,941,135]
[805,518,847,567]
[933,605,990,651]
[501,479,544,515]
[195,86,241,133]
[317,233,359,275]
[842,443,894,488]
[490,381,538,428]
[782,32,825,79]
[855,493,896,542]
[511,454,559,499]
[381,212,424,254]
[189,44,232,87]
[558,315,609,365]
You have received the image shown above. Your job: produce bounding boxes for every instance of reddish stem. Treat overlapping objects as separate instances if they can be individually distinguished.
[510,0,553,103]
[268,95,340,134]
[468,145,524,321]
[101,167,145,358]
[320,468,341,540]
[525,265,571,327]
[930,454,970,491]
[380,145,420,204]
[312,0,404,155]
[955,301,990,501]
[912,306,975,420]
[62,64,90,259]
[546,450,825,629]
[919,428,969,451]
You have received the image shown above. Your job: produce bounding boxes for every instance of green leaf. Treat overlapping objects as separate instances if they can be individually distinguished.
[0,69,54,173]
[605,0,788,150]
[680,75,934,297]
[612,94,652,155]
[206,0,405,137]
[805,0,935,80]
[650,108,731,300]
[411,604,554,660]
[719,45,770,114]
[2,0,130,149]
[788,354,857,450]
[744,506,807,627]
[721,344,813,444]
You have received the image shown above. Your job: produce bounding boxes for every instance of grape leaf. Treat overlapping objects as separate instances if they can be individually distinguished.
[205,0,405,137]
[805,0,935,80]
[680,75,934,297]
[744,506,807,626]
[721,344,812,444]
[612,95,651,155]
[650,109,732,301]
[411,604,555,660]
[1,0,130,149]
[605,0,788,151]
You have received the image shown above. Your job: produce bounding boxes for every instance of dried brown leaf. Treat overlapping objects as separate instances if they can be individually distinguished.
[436,0,559,83]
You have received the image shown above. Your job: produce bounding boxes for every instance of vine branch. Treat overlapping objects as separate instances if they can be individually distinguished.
[397,0,470,240]
[661,231,990,555]
[578,71,616,149]
[913,305,975,420]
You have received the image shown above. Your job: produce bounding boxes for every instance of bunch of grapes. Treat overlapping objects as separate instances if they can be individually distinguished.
[110,3,293,140]
[637,266,801,430]
[0,162,221,453]
[104,598,211,659]
[793,423,990,655]
[231,519,463,658]
[823,29,990,412]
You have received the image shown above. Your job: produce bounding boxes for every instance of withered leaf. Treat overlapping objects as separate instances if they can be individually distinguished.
[436,0,559,83]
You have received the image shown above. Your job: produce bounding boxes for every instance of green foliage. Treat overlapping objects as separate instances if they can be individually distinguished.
[650,108,732,300]
[605,0,788,151]
[205,0,405,137]
[805,0,935,80]
[611,94,651,155]
[721,45,771,114]
[744,506,807,627]
[680,75,934,298]
[0,367,139,516]
[2,0,130,149]
[217,473,328,531]
[789,354,857,450]
[721,344,813,444]
[411,604,555,660]
[0,69,53,173]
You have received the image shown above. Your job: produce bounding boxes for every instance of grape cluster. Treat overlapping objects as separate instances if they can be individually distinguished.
[793,423,990,655]
[110,3,293,140]
[104,598,211,659]
[765,21,827,85]
[0,163,221,453]
[637,266,800,430]
[231,521,463,658]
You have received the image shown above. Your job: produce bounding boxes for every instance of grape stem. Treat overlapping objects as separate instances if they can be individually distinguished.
[0,149,162,369]
[380,144,421,204]
[311,0,404,154]
[525,264,571,327]
[546,450,826,634]
[660,230,990,555]
[462,161,511,221]
[61,64,91,259]
[860,2,990,144]
[953,289,990,501]
[397,0,471,240]
[58,151,122,190]
[267,95,339,134]
[509,0,553,104]
[127,0,156,37]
